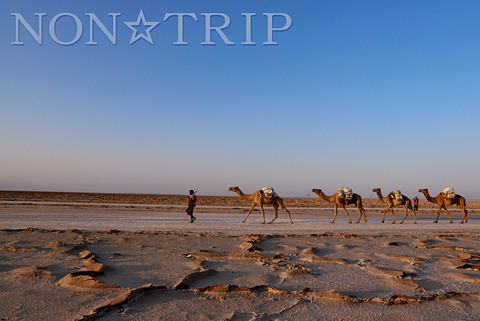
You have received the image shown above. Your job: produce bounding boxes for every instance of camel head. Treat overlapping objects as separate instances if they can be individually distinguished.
[418,188,428,194]
[372,188,381,193]
[228,186,240,193]
[312,189,322,195]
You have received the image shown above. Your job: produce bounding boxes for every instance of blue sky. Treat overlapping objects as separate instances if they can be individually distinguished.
[1,1,479,198]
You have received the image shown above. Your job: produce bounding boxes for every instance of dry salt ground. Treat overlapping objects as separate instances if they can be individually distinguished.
[0,206,478,234]
[2,205,480,320]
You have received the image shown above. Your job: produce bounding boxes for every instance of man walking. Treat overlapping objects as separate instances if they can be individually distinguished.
[413,196,419,211]
[186,190,197,223]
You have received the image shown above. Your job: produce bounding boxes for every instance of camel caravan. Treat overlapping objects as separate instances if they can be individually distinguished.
[228,186,469,225]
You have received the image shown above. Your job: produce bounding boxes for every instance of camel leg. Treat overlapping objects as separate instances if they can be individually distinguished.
[399,206,408,224]
[444,207,453,223]
[242,204,256,223]
[273,201,293,224]
[331,204,338,223]
[411,210,417,224]
[268,205,279,224]
[358,199,367,223]
[459,204,468,224]
[462,209,468,224]
[383,206,395,224]
[341,205,353,224]
[390,208,396,224]
[357,207,366,223]
[282,206,294,224]
[434,206,443,223]
[403,203,416,224]
[259,204,266,224]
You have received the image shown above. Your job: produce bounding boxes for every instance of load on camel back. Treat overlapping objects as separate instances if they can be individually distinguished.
[260,186,278,199]
[442,187,456,199]
[336,187,353,200]
[392,190,403,201]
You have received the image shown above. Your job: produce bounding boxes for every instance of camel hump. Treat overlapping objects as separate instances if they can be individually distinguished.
[442,187,456,199]
[261,186,278,199]
[392,190,403,201]
[337,187,353,200]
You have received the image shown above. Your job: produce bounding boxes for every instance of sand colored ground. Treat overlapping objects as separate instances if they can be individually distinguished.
[1,191,480,320]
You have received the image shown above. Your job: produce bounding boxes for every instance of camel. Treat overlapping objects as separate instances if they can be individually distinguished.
[228,186,293,224]
[312,189,367,223]
[418,188,468,223]
[372,188,417,224]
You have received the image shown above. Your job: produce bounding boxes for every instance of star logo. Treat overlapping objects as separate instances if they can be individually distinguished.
[124,10,160,45]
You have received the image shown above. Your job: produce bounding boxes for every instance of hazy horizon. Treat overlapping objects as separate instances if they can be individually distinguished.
[2,182,480,201]
[1,1,479,199]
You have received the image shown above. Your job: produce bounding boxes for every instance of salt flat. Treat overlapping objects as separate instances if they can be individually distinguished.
[1,203,480,320]
[0,206,479,235]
